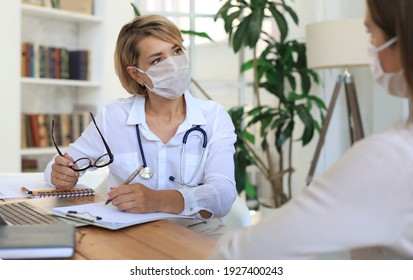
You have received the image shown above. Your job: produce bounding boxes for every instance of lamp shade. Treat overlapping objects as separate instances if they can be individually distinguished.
[306,18,370,69]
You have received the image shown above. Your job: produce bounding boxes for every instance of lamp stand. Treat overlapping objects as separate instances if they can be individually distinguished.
[306,70,364,185]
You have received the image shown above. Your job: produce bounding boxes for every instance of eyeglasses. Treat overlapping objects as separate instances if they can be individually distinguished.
[51,112,114,172]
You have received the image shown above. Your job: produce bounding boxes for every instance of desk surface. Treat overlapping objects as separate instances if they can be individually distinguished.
[11,195,217,260]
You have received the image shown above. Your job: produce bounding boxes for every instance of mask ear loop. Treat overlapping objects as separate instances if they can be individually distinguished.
[133,66,153,91]
[373,37,397,53]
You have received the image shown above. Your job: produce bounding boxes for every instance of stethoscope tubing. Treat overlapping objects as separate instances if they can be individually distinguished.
[136,124,207,185]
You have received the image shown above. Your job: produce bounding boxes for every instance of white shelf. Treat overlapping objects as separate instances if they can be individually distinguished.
[21,77,101,88]
[21,147,58,156]
[21,4,103,23]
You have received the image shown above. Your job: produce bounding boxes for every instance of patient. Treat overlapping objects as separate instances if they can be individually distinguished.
[211,0,413,259]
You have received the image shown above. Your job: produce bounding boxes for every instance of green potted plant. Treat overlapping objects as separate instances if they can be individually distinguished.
[215,0,326,208]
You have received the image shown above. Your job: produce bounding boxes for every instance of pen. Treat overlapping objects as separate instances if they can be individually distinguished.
[21,186,33,195]
[104,165,143,205]
[66,213,96,223]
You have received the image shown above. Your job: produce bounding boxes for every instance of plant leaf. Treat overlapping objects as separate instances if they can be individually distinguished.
[233,15,251,52]
[130,2,141,16]
[308,95,327,110]
[296,105,315,145]
[214,1,234,21]
[284,5,299,25]
[268,4,288,42]
[275,120,294,152]
[224,10,243,33]
[247,9,264,48]
[180,30,214,42]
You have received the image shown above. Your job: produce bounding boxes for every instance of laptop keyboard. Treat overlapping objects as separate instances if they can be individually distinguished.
[0,201,63,225]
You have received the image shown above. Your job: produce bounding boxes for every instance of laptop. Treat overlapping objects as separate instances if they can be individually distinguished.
[0,197,94,227]
[0,200,64,225]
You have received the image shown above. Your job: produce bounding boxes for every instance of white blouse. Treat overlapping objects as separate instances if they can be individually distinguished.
[211,123,413,259]
[44,91,237,223]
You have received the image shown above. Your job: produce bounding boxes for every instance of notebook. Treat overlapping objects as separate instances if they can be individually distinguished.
[52,201,191,230]
[0,216,75,259]
[21,185,95,198]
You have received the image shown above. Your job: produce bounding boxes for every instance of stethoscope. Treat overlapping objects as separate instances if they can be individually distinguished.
[135,124,207,186]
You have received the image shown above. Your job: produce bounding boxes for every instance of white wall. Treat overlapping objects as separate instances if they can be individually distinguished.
[101,0,134,106]
[0,2,21,171]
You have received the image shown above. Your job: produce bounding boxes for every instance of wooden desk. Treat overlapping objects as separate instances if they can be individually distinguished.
[16,196,217,260]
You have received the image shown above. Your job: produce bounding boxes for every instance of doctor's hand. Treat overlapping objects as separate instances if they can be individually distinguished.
[50,152,79,190]
[107,183,184,215]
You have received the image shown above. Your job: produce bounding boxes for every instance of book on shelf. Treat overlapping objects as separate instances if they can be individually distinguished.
[21,158,39,172]
[68,50,90,80]
[21,112,92,149]
[38,44,47,78]
[21,114,27,149]
[59,0,94,15]
[37,114,50,147]
[21,0,44,6]
[60,48,70,79]
[21,42,28,77]
[22,0,59,8]
[28,114,41,148]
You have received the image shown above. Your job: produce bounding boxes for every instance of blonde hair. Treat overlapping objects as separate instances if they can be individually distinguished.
[114,14,184,96]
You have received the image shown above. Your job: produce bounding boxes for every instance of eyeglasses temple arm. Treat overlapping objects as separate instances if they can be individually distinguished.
[89,112,114,161]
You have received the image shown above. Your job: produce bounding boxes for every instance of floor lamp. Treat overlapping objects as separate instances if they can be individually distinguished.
[305,18,370,185]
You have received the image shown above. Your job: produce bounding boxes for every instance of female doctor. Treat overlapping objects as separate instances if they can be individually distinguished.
[212,0,413,258]
[44,14,237,238]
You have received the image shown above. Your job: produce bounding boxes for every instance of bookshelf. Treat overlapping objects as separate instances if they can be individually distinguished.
[0,1,132,172]
[18,2,105,172]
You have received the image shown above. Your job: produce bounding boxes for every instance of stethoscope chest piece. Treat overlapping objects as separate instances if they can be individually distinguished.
[139,166,154,179]
[135,124,207,183]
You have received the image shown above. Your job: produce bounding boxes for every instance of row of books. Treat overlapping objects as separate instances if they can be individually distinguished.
[22,158,39,172]
[21,42,90,80]
[22,0,94,15]
[21,112,91,149]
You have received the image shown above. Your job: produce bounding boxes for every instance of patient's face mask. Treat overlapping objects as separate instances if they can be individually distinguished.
[134,55,191,100]
[369,37,408,98]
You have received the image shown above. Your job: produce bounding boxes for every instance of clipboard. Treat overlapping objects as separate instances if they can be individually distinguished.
[52,201,191,230]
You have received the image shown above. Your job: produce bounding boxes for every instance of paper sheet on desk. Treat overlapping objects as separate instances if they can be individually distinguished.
[0,177,45,199]
[52,201,191,230]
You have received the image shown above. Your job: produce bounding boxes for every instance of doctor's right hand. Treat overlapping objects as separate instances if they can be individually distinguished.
[50,152,79,190]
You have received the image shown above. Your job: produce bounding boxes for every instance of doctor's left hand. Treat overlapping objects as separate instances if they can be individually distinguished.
[107,183,184,215]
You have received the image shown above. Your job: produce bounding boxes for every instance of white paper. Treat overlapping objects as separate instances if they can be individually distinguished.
[0,177,45,199]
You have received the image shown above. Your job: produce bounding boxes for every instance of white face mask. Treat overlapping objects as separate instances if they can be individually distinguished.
[134,55,191,100]
[369,37,409,98]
